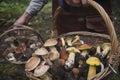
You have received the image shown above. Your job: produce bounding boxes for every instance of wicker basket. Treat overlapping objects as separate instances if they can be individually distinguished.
[51,0,120,80]
[0,25,44,64]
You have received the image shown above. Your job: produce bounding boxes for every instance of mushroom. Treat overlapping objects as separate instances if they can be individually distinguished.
[72,68,80,78]
[44,38,60,61]
[65,47,80,69]
[101,43,111,57]
[34,47,53,65]
[78,44,92,57]
[86,57,101,80]
[72,35,80,44]
[60,37,65,47]
[7,52,16,62]
[4,36,16,48]
[95,41,104,56]
[34,61,52,80]
[34,61,49,77]
[65,36,73,46]
[25,56,40,71]
[60,47,68,60]
[15,44,26,54]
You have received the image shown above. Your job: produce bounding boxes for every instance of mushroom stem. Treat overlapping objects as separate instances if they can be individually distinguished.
[60,37,65,47]
[65,52,75,69]
[102,47,110,57]
[87,65,96,80]
[96,46,101,55]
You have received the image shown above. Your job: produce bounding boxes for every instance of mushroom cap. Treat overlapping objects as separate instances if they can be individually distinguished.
[44,39,57,47]
[34,65,49,77]
[72,68,80,75]
[15,44,26,54]
[86,57,101,66]
[25,56,40,71]
[66,47,80,53]
[78,44,92,50]
[34,47,48,56]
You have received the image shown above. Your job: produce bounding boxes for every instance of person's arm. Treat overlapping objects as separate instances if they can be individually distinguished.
[14,0,48,26]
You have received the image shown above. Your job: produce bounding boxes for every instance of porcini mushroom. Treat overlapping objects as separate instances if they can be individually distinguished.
[101,43,111,57]
[25,56,40,71]
[34,47,53,65]
[44,38,60,61]
[65,47,80,69]
[86,57,101,80]
[78,44,92,57]
[34,62,49,77]
[60,37,65,47]
[34,61,52,80]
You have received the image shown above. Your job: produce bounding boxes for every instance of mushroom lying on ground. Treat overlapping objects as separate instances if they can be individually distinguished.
[34,61,52,80]
[65,47,80,69]
[25,56,40,71]
[101,43,111,57]
[86,57,101,80]
[44,38,60,61]
[4,36,16,48]
[34,47,53,65]
[78,44,92,57]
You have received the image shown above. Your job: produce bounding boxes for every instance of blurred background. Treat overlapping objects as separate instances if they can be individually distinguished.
[0,0,120,80]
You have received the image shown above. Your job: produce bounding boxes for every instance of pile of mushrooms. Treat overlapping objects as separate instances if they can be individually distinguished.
[23,35,111,80]
[3,36,43,64]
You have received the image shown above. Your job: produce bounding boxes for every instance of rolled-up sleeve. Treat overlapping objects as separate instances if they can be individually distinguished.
[26,0,48,16]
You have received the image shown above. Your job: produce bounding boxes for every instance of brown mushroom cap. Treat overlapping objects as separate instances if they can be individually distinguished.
[34,47,48,56]
[34,65,49,77]
[77,44,92,50]
[15,44,26,54]
[44,39,57,47]
[25,56,40,71]
[72,68,80,75]
[86,57,101,66]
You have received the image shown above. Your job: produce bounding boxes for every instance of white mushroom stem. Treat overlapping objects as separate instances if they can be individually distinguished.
[87,65,96,80]
[60,37,65,47]
[65,47,80,69]
[49,46,60,61]
[102,46,111,57]
[81,50,88,57]
[72,35,80,44]
[95,46,101,55]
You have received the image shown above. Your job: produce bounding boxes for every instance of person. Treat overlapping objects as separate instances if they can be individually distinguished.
[14,0,112,37]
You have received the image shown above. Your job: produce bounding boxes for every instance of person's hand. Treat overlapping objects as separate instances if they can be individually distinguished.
[13,12,32,35]
[13,12,32,27]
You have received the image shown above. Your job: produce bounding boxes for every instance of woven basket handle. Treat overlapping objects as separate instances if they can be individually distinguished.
[0,25,44,43]
[87,0,119,56]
